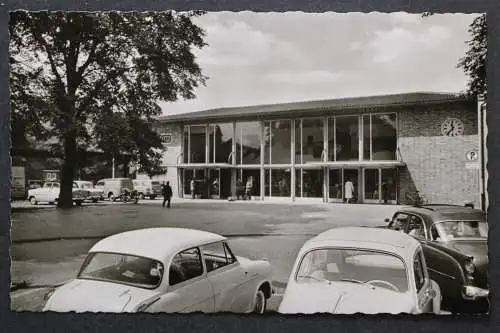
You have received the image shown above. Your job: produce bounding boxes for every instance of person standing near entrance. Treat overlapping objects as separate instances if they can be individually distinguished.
[381,182,389,204]
[162,181,173,208]
[190,179,196,199]
[344,178,355,204]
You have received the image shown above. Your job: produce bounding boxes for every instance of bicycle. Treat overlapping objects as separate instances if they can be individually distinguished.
[405,190,428,206]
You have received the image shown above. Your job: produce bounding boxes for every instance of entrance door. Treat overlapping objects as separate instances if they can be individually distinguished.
[327,168,359,203]
[343,169,359,203]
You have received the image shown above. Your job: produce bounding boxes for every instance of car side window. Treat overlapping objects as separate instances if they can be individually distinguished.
[52,182,60,188]
[413,250,426,292]
[169,247,204,286]
[224,243,237,264]
[407,215,426,239]
[201,241,236,273]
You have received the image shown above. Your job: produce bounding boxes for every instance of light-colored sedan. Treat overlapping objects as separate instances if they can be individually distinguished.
[43,228,273,313]
[27,181,89,206]
[279,227,442,315]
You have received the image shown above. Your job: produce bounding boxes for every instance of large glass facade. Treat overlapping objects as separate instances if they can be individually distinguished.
[237,169,260,198]
[329,169,343,200]
[208,123,233,163]
[186,125,207,163]
[178,112,399,203]
[362,113,397,160]
[372,114,397,160]
[265,169,291,197]
[335,116,359,161]
[295,169,323,198]
[265,120,292,164]
[364,168,379,201]
[295,118,324,164]
[382,168,398,202]
[235,121,261,165]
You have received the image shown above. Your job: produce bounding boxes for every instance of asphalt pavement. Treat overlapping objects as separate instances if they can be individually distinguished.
[10,198,402,312]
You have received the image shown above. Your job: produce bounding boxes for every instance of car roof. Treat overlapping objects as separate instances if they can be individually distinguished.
[397,205,486,223]
[89,228,226,262]
[301,227,420,259]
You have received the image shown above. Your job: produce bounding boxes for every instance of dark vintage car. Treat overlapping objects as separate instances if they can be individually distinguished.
[383,204,488,313]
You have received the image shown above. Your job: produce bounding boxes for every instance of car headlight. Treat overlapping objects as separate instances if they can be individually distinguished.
[465,258,475,275]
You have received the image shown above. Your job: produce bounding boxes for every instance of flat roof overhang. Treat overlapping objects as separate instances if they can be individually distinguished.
[162,161,406,168]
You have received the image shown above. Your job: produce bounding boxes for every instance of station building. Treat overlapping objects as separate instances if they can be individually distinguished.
[142,92,484,207]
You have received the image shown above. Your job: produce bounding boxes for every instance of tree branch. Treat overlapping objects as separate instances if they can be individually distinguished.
[31,27,66,96]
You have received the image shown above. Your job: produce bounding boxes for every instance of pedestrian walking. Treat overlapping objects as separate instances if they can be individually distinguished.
[162,181,173,208]
[344,178,355,204]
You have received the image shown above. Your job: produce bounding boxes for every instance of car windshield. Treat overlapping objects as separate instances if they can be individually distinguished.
[78,252,164,289]
[432,221,488,240]
[295,248,409,293]
[79,182,94,189]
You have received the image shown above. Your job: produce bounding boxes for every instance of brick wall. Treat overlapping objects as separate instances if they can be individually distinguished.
[398,102,480,207]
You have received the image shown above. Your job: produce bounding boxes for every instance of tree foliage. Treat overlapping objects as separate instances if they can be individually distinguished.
[458,13,487,99]
[423,12,486,99]
[10,11,207,206]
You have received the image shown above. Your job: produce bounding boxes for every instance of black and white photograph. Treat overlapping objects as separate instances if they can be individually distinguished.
[9,10,489,315]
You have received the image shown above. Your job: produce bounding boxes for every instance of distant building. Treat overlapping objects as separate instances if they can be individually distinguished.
[143,92,484,208]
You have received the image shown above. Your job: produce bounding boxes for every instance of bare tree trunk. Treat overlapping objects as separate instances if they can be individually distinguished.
[58,129,77,208]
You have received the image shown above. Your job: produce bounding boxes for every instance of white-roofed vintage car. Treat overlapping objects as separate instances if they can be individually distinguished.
[43,228,273,314]
[278,227,442,315]
[27,181,89,206]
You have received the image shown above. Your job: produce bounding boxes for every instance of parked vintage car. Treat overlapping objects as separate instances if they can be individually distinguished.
[132,179,162,200]
[74,180,104,202]
[43,227,273,313]
[384,204,489,313]
[278,227,442,315]
[27,181,89,206]
[95,178,134,201]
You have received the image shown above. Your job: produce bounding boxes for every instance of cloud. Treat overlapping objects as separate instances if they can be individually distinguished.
[160,12,475,116]
[266,70,344,85]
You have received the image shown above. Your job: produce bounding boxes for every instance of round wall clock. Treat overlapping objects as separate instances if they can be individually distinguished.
[441,117,465,137]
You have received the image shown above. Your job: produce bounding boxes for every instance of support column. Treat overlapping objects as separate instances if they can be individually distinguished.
[260,120,265,200]
[323,117,329,203]
[291,119,296,202]
[231,122,237,199]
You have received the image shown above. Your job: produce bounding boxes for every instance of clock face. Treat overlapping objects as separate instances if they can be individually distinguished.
[441,118,465,137]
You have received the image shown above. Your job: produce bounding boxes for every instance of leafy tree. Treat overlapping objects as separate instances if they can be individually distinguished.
[458,13,487,99]
[422,12,486,99]
[10,11,207,207]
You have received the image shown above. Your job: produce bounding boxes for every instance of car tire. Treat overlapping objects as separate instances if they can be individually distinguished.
[253,289,266,314]
[149,195,156,200]
[29,196,38,205]
[92,198,98,203]
[108,193,115,202]
[138,193,144,200]
[74,200,83,206]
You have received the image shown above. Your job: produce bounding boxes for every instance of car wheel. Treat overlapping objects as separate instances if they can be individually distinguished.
[92,198,98,203]
[29,196,38,205]
[108,193,115,201]
[252,290,266,314]
[138,193,144,200]
[149,195,156,200]
[74,200,82,206]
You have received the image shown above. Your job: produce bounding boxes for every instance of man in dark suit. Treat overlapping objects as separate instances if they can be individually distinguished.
[162,181,173,208]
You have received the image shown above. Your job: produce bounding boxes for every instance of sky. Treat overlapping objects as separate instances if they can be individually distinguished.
[159,12,478,116]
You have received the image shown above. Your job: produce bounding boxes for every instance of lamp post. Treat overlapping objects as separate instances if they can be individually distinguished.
[112,155,115,179]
